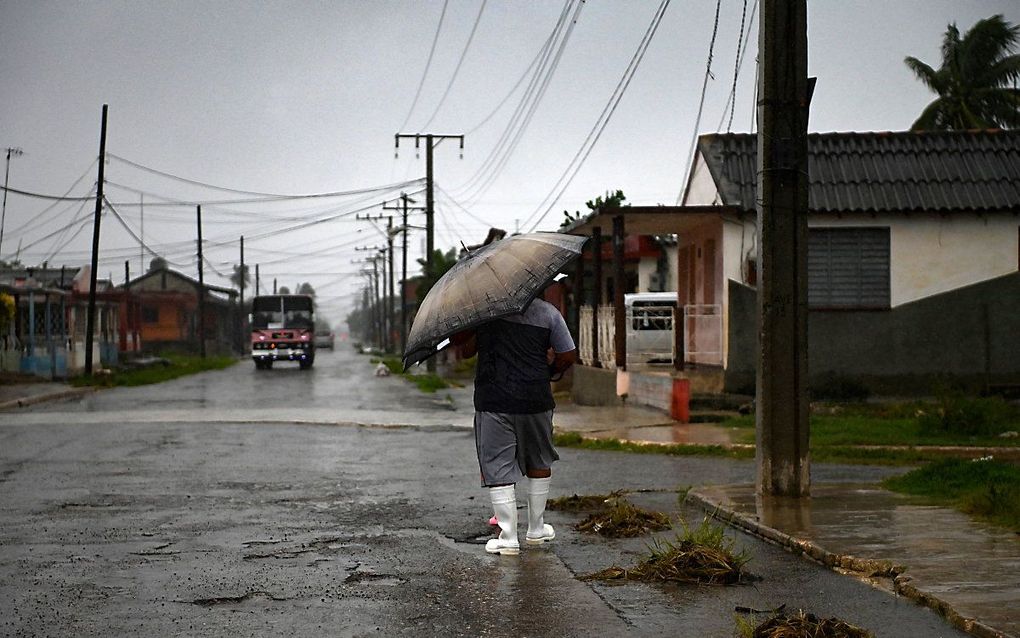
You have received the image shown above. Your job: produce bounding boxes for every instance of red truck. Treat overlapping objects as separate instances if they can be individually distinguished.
[250,294,315,370]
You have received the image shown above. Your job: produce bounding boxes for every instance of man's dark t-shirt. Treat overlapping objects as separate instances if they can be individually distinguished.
[473,299,575,415]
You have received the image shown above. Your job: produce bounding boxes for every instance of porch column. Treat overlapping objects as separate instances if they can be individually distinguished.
[612,215,626,370]
[572,241,584,343]
[27,292,35,358]
[45,295,55,379]
[591,226,602,368]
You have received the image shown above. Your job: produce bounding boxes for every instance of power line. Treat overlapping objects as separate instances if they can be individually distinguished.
[524,0,672,231]
[4,159,97,237]
[449,0,577,200]
[417,0,488,131]
[714,0,759,134]
[398,0,450,132]
[675,0,723,205]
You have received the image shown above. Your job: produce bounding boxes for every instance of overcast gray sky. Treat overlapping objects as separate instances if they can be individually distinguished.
[2,0,1017,323]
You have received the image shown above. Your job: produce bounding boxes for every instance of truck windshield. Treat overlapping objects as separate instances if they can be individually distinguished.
[252,296,314,330]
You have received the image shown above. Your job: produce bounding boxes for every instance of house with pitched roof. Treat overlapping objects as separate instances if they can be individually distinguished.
[563,129,1020,405]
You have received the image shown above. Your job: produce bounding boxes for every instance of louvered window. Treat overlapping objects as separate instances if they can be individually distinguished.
[808,227,890,309]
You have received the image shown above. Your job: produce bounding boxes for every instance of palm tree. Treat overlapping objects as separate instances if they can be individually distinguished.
[905,14,1020,130]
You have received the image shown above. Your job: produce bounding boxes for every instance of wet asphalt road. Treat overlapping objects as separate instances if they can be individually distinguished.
[0,348,968,637]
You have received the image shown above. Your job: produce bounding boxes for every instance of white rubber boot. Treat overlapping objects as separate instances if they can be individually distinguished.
[525,477,555,544]
[485,485,520,555]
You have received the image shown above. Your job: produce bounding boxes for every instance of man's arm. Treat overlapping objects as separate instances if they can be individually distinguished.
[551,349,576,374]
[451,330,477,358]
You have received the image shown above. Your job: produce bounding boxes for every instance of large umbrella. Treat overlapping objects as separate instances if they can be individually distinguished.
[403,232,588,368]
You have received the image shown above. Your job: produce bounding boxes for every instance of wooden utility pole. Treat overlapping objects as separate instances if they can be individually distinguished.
[591,226,602,368]
[124,260,130,285]
[386,219,395,354]
[255,264,260,296]
[384,193,425,355]
[756,0,811,496]
[196,205,206,358]
[395,133,463,370]
[85,104,108,376]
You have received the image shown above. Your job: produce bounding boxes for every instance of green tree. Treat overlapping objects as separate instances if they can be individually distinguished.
[415,247,458,304]
[561,189,628,228]
[905,14,1020,130]
[230,264,251,291]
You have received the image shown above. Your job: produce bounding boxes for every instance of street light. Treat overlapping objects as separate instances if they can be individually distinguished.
[1,147,25,260]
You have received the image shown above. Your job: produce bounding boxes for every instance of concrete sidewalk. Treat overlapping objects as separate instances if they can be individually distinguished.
[3,380,1017,636]
[552,399,1019,638]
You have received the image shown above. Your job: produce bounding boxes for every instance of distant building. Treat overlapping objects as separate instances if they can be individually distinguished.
[124,267,241,355]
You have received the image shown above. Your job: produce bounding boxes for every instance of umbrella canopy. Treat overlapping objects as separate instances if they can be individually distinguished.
[403,232,588,368]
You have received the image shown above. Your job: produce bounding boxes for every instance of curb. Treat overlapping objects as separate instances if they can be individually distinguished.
[687,488,1014,638]
[0,387,94,411]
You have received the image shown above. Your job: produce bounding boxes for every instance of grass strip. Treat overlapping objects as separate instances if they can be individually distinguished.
[371,356,450,393]
[882,458,1020,531]
[554,431,752,459]
[71,355,237,388]
[721,412,1020,448]
[583,516,751,585]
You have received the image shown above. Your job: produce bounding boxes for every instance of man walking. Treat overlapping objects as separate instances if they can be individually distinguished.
[453,297,576,555]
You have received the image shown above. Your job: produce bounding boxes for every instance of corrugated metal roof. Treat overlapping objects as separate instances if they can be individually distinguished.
[696,129,1020,213]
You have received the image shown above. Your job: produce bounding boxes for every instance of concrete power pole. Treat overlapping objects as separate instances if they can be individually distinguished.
[85,105,108,376]
[384,193,425,355]
[1,146,24,258]
[196,205,206,359]
[756,0,812,497]
[395,133,463,370]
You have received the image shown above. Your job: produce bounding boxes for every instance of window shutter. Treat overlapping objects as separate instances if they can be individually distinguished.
[808,228,889,308]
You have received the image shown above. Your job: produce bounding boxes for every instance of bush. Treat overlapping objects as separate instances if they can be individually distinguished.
[917,391,1017,437]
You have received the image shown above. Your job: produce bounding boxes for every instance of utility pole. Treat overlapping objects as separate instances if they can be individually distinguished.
[273,278,277,294]
[124,260,130,285]
[355,246,385,350]
[196,205,206,358]
[85,105,108,376]
[239,235,246,354]
[395,133,463,370]
[756,0,811,497]
[384,193,425,355]
[255,264,260,296]
[1,146,24,258]
[139,193,144,274]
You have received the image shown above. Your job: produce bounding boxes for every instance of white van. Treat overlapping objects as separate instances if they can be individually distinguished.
[625,292,678,364]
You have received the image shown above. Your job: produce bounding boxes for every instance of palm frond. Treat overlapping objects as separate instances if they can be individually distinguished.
[961,15,1020,83]
[910,98,951,131]
[904,57,944,93]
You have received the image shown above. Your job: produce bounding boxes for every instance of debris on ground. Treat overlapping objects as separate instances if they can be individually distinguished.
[547,490,625,512]
[739,609,874,638]
[575,498,671,538]
[583,516,751,584]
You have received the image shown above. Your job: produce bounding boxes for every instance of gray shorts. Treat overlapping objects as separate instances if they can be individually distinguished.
[474,410,559,487]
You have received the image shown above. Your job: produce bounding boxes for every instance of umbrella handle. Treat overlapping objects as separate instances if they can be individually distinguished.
[549,366,564,383]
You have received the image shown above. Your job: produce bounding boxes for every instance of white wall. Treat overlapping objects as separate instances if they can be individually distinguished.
[681,154,721,207]
[811,213,1019,307]
[637,244,679,292]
